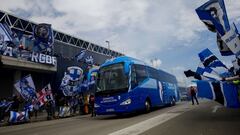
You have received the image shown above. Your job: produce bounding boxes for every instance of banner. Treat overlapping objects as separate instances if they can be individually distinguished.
[197,81,240,108]
[196,0,233,56]
[37,84,54,106]
[195,0,230,36]
[60,66,83,96]
[75,50,86,62]
[33,23,54,52]
[14,75,37,101]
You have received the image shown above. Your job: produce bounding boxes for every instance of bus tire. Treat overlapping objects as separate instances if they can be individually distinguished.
[170,97,176,106]
[144,99,151,113]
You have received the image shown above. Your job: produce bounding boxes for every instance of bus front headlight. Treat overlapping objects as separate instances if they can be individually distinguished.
[120,99,132,105]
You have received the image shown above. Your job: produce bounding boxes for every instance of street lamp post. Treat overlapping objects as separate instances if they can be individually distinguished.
[105,40,110,50]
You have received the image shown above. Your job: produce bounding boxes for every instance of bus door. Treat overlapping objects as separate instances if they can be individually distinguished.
[158,81,165,104]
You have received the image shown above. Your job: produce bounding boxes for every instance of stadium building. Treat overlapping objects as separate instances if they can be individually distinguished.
[0,10,123,98]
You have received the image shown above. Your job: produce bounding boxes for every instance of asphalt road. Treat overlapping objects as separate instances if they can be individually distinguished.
[0,100,239,135]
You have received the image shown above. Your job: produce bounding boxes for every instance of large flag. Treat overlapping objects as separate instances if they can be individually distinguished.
[221,24,240,58]
[196,0,233,56]
[37,84,54,106]
[14,75,37,101]
[195,0,230,36]
[60,66,83,96]
[197,81,240,108]
[33,23,54,52]
[9,111,29,123]
[198,48,227,69]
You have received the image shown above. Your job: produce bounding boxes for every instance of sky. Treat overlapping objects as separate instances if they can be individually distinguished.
[0,0,240,86]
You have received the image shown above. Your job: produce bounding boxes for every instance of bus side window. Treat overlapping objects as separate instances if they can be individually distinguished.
[135,65,148,84]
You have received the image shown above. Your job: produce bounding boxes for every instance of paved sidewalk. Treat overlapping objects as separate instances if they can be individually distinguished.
[0,111,49,127]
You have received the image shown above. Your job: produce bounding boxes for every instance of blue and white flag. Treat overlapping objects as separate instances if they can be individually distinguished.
[85,55,94,65]
[196,0,230,36]
[60,66,83,96]
[59,106,71,117]
[196,0,233,56]
[0,23,13,42]
[217,33,233,56]
[232,58,240,75]
[196,65,213,75]
[198,48,227,69]
[75,50,86,62]
[67,66,83,81]
[197,81,240,108]
[9,111,29,123]
[24,103,34,112]
[14,75,37,101]
[221,23,240,58]
[33,23,54,52]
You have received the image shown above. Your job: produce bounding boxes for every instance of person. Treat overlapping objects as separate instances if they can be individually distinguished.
[0,98,6,122]
[78,94,84,115]
[11,95,21,112]
[89,94,96,117]
[45,101,53,120]
[189,86,199,105]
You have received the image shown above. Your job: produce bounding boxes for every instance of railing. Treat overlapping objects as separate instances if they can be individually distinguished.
[0,10,123,57]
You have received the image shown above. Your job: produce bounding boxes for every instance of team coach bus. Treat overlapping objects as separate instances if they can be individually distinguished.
[95,56,179,115]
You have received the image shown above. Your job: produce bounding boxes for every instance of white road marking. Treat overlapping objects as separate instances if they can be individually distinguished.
[212,105,222,113]
[108,105,193,135]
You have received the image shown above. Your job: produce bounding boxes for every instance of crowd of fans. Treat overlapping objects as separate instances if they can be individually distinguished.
[0,93,94,123]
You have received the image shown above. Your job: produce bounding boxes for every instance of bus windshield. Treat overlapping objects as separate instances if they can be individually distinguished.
[97,63,128,93]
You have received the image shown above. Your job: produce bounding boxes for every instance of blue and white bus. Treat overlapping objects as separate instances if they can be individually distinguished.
[95,56,179,115]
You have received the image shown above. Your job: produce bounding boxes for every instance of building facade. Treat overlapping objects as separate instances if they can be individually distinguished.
[0,10,123,98]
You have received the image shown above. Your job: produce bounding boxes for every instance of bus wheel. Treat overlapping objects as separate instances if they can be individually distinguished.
[145,100,151,113]
[170,97,176,106]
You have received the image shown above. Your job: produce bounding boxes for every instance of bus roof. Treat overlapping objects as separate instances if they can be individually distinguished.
[101,56,177,82]
[101,56,146,67]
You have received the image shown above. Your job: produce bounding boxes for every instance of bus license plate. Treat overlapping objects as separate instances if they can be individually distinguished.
[106,109,115,112]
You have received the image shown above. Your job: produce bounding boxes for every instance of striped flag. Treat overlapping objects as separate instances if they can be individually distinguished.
[196,64,213,75]
[198,48,227,69]
[9,111,29,123]
[197,80,240,108]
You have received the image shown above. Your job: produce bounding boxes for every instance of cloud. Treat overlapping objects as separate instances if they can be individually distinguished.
[0,0,239,82]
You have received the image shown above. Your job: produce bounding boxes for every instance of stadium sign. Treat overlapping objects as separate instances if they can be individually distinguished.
[0,44,57,66]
